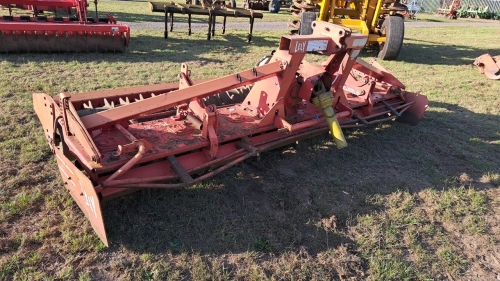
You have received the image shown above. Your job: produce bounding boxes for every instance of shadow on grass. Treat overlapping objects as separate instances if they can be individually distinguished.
[0,32,279,64]
[99,10,163,23]
[396,38,499,65]
[103,100,500,254]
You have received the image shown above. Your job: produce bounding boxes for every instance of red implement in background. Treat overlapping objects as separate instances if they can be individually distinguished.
[474,54,500,80]
[0,0,130,52]
[33,21,428,246]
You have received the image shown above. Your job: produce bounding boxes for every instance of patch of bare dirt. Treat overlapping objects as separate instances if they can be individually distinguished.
[460,187,500,280]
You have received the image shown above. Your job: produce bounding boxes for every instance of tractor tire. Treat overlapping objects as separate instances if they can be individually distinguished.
[269,0,280,13]
[298,11,316,35]
[377,15,404,60]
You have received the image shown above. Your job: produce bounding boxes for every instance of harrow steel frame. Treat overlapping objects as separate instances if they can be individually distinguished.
[149,1,263,42]
[33,21,428,246]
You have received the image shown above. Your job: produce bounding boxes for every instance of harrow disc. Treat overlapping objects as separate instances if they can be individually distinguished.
[0,33,128,53]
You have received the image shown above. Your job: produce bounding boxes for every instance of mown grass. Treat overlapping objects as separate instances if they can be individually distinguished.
[1,7,500,281]
[412,13,458,22]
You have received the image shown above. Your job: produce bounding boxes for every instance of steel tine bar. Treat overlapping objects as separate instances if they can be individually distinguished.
[381,100,402,117]
[80,61,284,131]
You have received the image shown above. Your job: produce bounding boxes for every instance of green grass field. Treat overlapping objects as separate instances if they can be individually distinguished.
[1,2,500,280]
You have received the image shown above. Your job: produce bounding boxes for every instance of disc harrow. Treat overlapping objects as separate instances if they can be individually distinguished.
[0,0,130,53]
[33,21,428,245]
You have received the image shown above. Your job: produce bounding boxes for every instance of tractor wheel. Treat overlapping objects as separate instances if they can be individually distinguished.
[377,15,404,60]
[269,0,281,13]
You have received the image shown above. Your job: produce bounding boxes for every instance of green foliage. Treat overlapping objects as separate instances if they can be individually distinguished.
[369,251,415,281]
[253,237,271,252]
[1,189,41,221]
[437,248,468,275]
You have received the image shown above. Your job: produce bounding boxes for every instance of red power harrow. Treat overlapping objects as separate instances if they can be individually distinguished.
[0,0,130,52]
[33,21,428,246]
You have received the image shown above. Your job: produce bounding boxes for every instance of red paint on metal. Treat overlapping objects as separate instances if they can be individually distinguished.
[32,21,429,245]
[54,147,108,246]
[0,0,130,53]
[474,54,500,80]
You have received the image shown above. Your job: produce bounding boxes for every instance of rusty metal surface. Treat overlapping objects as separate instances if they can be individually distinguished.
[0,0,77,6]
[0,0,130,53]
[149,2,263,17]
[149,1,262,41]
[474,54,500,80]
[79,61,284,131]
[53,147,108,246]
[32,21,428,245]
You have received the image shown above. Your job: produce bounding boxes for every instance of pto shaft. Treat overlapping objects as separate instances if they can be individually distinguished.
[311,91,347,149]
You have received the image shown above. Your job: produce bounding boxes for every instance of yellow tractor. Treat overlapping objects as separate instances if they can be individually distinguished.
[290,0,408,60]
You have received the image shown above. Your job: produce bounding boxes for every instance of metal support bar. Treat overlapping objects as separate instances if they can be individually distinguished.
[237,140,259,156]
[211,14,216,37]
[222,16,226,34]
[80,61,284,131]
[207,10,212,40]
[353,113,369,125]
[167,155,194,184]
[170,12,174,31]
[247,15,254,43]
[164,6,168,38]
[381,100,401,117]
